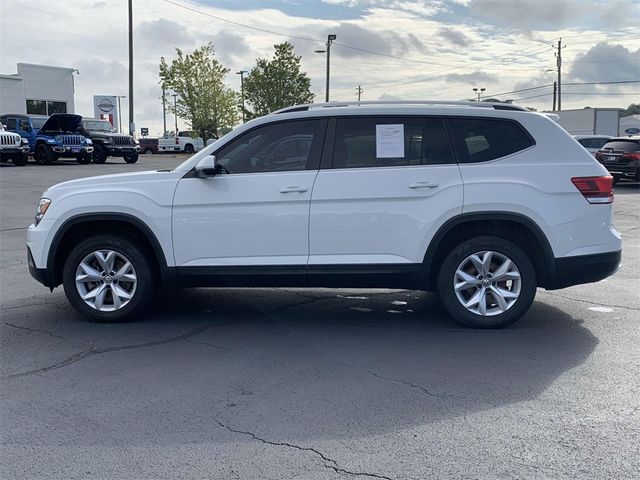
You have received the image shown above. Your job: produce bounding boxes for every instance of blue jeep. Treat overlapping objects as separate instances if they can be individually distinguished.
[0,113,93,165]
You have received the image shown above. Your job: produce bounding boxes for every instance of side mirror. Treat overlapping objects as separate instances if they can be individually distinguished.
[194,155,217,177]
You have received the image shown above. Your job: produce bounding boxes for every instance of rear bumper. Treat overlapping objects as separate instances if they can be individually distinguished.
[546,250,621,290]
[601,160,640,179]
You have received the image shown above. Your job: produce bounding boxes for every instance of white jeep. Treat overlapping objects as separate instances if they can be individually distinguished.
[0,123,29,166]
[27,101,622,328]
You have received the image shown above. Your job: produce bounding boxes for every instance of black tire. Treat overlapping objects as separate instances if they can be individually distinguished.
[92,144,108,164]
[184,144,194,154]
[11,153,28,166]
[34,143,55,165]
[143,148,153,155]
[437,236,537,329]
[124,152,139,164]
[62,235,156,322]
[76,152,91,164]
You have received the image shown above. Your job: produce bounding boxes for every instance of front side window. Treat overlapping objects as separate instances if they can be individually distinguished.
[5,118,17,130]
[447,117,534,163]
[215,120,324,174]
[332,117,453,169]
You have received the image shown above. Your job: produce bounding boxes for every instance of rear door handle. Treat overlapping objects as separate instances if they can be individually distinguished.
[279,186,309,193]
[409,181,439,189]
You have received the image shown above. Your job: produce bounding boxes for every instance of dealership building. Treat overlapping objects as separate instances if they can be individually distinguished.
[0,63,76,116]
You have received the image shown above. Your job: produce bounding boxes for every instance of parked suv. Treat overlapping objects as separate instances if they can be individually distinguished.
[78,118,140,164]
[27,101,622,328]
[595,136,640,183]
[0,122,29,166]
[0,113,48,155]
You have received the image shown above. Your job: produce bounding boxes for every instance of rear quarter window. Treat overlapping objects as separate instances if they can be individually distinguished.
[447,117,534,163]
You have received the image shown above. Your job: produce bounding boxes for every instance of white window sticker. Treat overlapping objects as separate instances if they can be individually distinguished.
[376,124,404,158]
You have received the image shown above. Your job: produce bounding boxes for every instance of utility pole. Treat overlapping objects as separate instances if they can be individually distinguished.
[161,85,167,135]
[315,34,336,102]
[128,0,134,135]
[172,94,178,134]
[552,81,557,111]
[556,38,562,111]
[356,85,363,101]
[236,70,248,122]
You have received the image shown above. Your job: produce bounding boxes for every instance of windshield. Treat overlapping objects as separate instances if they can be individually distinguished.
[31,117,47,129]
[83,120,114,131]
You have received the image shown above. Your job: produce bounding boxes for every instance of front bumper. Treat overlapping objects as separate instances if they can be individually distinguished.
[28,246,49,287]
[547,250,622,290]
[52,145,94,156]
[105,145,140,156]
[0,146,29,155]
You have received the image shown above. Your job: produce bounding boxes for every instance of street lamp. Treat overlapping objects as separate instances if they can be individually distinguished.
[171,93,178,134]
[115,95,126,133]
[472,87,486,102]
[236,70,248,122]
[315,34,336,102]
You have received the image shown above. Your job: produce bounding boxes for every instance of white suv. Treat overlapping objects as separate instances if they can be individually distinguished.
[27,101,622,328]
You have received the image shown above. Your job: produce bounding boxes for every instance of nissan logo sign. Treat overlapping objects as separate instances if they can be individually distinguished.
[98,98,115,112]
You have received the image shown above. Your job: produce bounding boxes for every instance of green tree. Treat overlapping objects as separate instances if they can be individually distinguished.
[159,43,238,139]
[620,103,640,117]
[243,42,315,118]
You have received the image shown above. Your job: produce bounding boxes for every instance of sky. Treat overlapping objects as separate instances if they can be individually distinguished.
[1,0,639,136]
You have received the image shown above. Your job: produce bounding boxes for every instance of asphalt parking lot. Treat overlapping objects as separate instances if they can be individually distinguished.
[1,156,639,479]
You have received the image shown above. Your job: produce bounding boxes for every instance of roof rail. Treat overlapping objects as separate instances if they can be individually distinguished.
[272,100,529,114]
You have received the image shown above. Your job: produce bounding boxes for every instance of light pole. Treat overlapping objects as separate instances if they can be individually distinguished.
[115,95,126,133]
[161,85,167,135]
[236,70,248,122]
[128,0,134,135]
[171,93,178,134]
[472,87,486,101]
[315,34,336,102]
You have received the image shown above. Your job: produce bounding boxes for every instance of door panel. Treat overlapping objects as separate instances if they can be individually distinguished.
[173,171,317,266]
[309,116,463,266]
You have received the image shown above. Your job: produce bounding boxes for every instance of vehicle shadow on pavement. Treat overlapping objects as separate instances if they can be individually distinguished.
[1,287,598,447]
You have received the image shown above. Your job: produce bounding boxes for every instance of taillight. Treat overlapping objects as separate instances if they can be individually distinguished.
[175,137,179,145]
[623,152,640,161]
[595,151,603,161]
[571,176,614,204]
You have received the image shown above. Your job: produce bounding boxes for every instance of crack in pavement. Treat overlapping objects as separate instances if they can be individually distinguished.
[370,372,453,399]
[2,323,224,381]
[214,419,393,480]
[1,322,68,340]
[541,291,640,311]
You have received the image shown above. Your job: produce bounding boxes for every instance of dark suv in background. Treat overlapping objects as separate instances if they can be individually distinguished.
[78,118,140,164]
[596,136,640,183]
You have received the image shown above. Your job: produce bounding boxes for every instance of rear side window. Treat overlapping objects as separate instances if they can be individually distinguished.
[447,117,534,163]
[332,117,453,169]
[601,140,640,153]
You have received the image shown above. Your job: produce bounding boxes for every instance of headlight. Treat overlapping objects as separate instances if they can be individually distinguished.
[104,137,113,144]
[34,198,51,226]
[54,135,62,143]
[85,138,92,145]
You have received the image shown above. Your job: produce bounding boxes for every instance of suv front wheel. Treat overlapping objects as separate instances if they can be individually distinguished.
[62,235,156,322]
[438,236,536,328]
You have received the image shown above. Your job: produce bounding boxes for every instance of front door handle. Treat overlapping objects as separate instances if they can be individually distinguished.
[279,186,309,193]
[409,181,439,189]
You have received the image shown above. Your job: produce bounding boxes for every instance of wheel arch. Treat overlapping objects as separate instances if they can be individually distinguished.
[46,213,175,288]
[422,212,556,290]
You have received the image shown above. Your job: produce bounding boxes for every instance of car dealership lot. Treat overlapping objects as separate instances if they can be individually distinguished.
[1,159,639,479]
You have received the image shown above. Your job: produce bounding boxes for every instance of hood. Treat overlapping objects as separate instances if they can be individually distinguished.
[39,114,83,133]
[46,170,180,194]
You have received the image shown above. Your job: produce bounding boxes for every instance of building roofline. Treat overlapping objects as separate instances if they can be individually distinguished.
[17,62,77,72]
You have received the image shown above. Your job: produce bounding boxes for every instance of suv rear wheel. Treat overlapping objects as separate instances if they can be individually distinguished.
[62,235,156,322]
[437,236,536,328]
